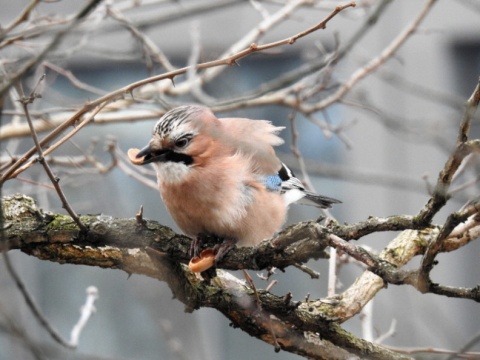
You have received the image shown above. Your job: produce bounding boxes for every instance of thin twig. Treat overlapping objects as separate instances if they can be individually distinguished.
[288,109,315,191]
[445,331,480,360]
[6,102,109,181]
[360,300,374,342]
[327,246,337,297]
[242,270,281,352]
[292,264,320,279]
[117,157,158,190]
[1,252,75,349]
[1,0,41,35]
[302,0,438,114]
[385,345,480,359]
[265,279,278,292]
[106,4,176,72]
[69,286,98,347]
[14,177,55,190]
[187,21,217,105]
[43,62,106,96]
[212,0,393,109]
[329,234,378,268]
[417,78,480,290]
[375,319,397,344]
[0,0,103,97]
[18,77,87,232]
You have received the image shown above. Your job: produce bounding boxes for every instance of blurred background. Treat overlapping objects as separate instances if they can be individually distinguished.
[0,1,479,359]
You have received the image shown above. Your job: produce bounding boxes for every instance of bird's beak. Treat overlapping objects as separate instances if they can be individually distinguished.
[136,144,168,165]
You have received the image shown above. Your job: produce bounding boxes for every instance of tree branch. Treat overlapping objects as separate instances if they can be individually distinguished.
[2,194,416,360]
[2,193,479,358]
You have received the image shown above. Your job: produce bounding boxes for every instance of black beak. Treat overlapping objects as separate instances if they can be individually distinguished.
[136,144,169,165]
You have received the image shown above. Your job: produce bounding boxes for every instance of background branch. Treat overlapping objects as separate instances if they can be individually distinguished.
[0,2,354,183]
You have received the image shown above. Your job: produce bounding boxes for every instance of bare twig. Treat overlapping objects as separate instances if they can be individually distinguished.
[166,0,355,96]
[292,264,320,279]
[117,157,158,190]
[1,252,75,349]
[445,331,480,360]
[288,109,315,191]
[416,78,480,291]
[213,0,393,109]
[303,0,438,113]
[13,177,55,190]
[386,345,480,359]
[43,62,106,96]
[204,0,431,115]
[328,234,378,268]
[265,279,278,292]
[135,205,146,226]
[327,246,337,297]
[375,319,397,344]
[18,77,87,232]
[106,4,176,72]
[360,300,374,342]
[186,21,217,105]
[0,108,164,141]
[4,102,109,182]
[0,0,103,97]
[242,270,281,352]
[1,0,41,36]
[69,286,98,347]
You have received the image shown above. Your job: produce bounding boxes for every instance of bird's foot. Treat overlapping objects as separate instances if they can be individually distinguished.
[190,232,223,258]
[213,238,237,265]
[189,233,209,259]
[190,234,237,266]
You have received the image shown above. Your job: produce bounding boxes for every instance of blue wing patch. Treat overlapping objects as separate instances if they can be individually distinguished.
[262,174,282,192]
[261,162,341,208]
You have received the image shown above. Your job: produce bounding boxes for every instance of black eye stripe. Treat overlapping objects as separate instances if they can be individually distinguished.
[165,151,193,165]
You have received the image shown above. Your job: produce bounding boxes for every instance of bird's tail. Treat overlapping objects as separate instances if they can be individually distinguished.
[297,191,342,208]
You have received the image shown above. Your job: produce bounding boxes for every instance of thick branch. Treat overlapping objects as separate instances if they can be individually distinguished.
[2,194,412,360]
[2,192,478,356]
[3,194,478,302]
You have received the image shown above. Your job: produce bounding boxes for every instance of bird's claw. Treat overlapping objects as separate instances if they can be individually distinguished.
[190,233,237,266]
[189,233,208,258]
[213,238,237,265]
[191,232,222,258]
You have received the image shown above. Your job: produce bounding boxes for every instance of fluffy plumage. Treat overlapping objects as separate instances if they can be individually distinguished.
[136,105,340,258]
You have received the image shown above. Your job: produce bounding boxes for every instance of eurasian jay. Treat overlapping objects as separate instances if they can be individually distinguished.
[135,105,341,262]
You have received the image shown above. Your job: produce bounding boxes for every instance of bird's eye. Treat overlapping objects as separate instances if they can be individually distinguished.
[174,137,190,148]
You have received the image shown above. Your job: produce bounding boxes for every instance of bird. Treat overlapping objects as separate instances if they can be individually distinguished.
[135,105,341,263]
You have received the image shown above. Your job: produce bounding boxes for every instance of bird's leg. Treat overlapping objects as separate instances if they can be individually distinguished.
[190,232,209,258]
[213,237,237,265]
[190,233,236,264]
[190,233,215,258]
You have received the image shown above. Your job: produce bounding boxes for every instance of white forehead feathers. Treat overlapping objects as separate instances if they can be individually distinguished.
[153,105,208,139]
